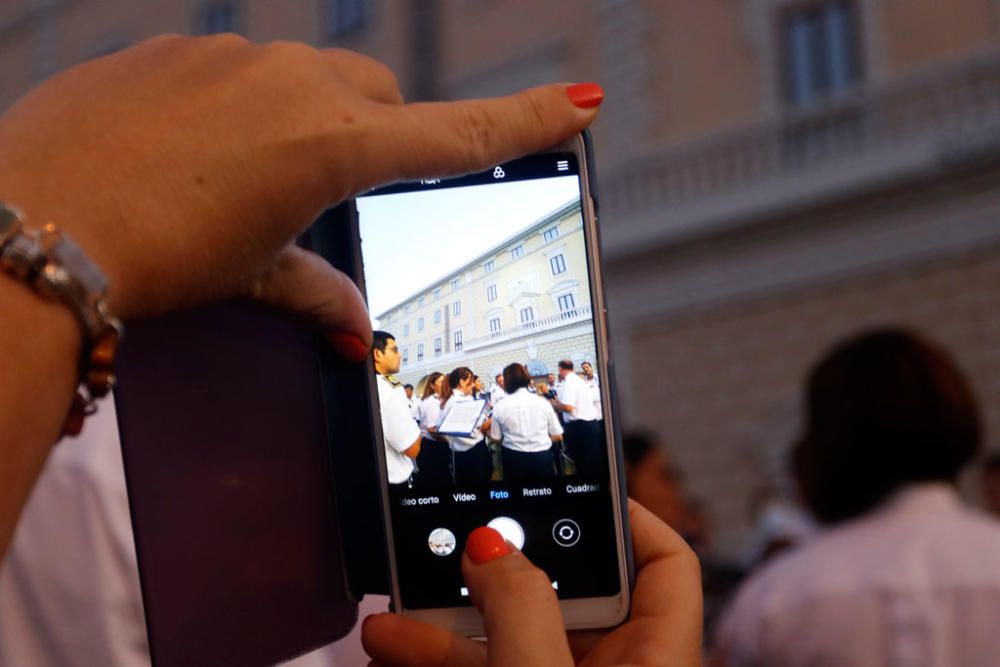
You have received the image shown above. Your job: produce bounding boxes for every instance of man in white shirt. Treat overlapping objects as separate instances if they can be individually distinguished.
[372,331,421,486]
[552,359,604,477]
[714,328,1000,667]
[404,384,420,422]
[491,373,507,404]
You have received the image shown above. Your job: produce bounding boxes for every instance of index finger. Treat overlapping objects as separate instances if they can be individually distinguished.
[360,82,603,188]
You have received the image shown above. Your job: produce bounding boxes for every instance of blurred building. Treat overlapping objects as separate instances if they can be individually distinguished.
[3,0,999,556]
[378,198,596,386]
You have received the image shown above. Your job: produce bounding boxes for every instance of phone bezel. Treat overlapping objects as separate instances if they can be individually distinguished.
[359,133,632,635]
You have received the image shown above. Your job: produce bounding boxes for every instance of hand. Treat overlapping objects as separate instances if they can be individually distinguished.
[362,500,703,666]
[0,34,602,356]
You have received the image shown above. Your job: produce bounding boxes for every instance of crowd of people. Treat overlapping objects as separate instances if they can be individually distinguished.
[373,330,607,488]
[625,327,1000,666]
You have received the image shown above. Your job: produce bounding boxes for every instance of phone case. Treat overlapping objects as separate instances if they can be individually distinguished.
[115,206,389,667]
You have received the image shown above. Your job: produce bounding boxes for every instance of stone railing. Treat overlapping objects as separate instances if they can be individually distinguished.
[463,305,593,351]
[602,48,1000,221]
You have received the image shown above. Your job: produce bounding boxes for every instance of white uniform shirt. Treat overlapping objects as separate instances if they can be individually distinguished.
[376,374,420,484]
[491,386,507,404]
[438,393,485,452]
[584,375,603,420]
[407,396,420,421]
[488,388,563,452]
[716,483,1000,667]
[418,394,442,438]
[556,372,599,422]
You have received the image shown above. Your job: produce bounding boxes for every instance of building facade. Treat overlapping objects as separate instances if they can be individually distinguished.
[378,199,596,386]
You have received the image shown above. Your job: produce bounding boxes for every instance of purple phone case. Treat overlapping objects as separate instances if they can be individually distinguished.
[115,300,357,667]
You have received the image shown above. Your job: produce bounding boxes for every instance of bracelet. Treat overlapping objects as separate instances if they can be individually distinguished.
[0,202,123,437]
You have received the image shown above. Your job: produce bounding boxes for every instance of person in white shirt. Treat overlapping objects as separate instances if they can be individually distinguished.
[491,373,507,405]
[489,363,563,482]
[580,360,603,422]
[404,384,419,422]
[551,359,604,477]
[415,372,450,487]
[438,367,492,485]
[714,328,1000,667]
[372,331,422,487]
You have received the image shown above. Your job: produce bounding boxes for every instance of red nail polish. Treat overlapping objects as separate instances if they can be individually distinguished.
[328,332,370,362]
[567,82,604,109]
[466,526,510,564]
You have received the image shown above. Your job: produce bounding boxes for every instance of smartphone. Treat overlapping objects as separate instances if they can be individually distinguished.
[352,132,631,634]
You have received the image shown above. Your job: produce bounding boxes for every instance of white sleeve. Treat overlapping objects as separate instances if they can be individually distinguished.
[380,386,420,453]
[489,405,502,441]
[557,377,579,410]
[546,401,563,436]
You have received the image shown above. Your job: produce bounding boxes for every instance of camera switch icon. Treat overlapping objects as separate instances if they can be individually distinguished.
[552,519,581,547]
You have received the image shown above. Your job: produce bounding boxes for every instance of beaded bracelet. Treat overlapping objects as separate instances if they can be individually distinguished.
[0,203,123,437]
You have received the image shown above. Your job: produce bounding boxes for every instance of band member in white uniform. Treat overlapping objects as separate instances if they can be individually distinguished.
[551,359,604,477]
[372,331,421,486]
[491,373,507,405]
[438,367,492,484]
[404,384,420,421]
[581,360,603,422]
[489,363,563,481]
[415,372,450,487]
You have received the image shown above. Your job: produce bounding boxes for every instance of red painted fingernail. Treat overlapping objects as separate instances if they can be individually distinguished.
[328,332,370,363]
[466,526,511,564]
[567,82,604,109]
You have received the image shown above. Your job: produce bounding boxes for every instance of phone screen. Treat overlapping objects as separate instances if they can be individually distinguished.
[356,152,622,610]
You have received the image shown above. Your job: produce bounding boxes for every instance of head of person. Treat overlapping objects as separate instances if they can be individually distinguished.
[557,359,574,379]
[404,384,414,399]
[372,330,400,375]
[623,432,688,530]
[441,366,475,405]
[474,375,484,393]
[581,361,594,378]
[547,372,557,385]
[502,363,532,394]
[421,372,444,400]
[793,328,981,525]
[981,451,1000,517]
[495,373,505,389]
[536,381,550,395]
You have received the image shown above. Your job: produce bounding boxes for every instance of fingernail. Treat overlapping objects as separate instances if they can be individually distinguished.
[466,526,511,564]
[328,332,370,363]
[567,82,604,109]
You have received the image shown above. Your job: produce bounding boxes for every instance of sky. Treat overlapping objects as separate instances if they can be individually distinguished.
[356,176,580,326]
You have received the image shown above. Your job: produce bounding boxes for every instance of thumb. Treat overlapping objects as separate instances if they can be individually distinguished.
[250,244,371,361]
[463,527,574,667]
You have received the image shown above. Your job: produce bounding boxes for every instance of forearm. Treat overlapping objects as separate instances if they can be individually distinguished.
[0,275,80,558]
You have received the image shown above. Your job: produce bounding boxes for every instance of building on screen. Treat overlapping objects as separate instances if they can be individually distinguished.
[377,199,595,386]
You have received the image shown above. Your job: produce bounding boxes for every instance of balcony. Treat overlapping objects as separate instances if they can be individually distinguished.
[601,48,1000,260]
[463,305,593,351]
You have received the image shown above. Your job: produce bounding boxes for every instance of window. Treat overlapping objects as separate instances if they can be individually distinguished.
[511,244,525,259]
[416,342,424,361]
[434,337,442,357]
[550,253,567,275]
[324,0,368,38]
[403,323,410,337]
[434,309,441,324]
[543,226,560,242]
[519,306,535,324]
[402,348,409,366]
[489,317,502,334]
[433,288,441,301]
[417,296,425,307]
[486,284,498,302]
[782,1,859,105]
[417,317,424,331]
[196,1,239,34]
[484,259,495,273]
[451,278,461,291]
[557,293,576,313]
[453,301,462,317]
[453,330,463,351]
